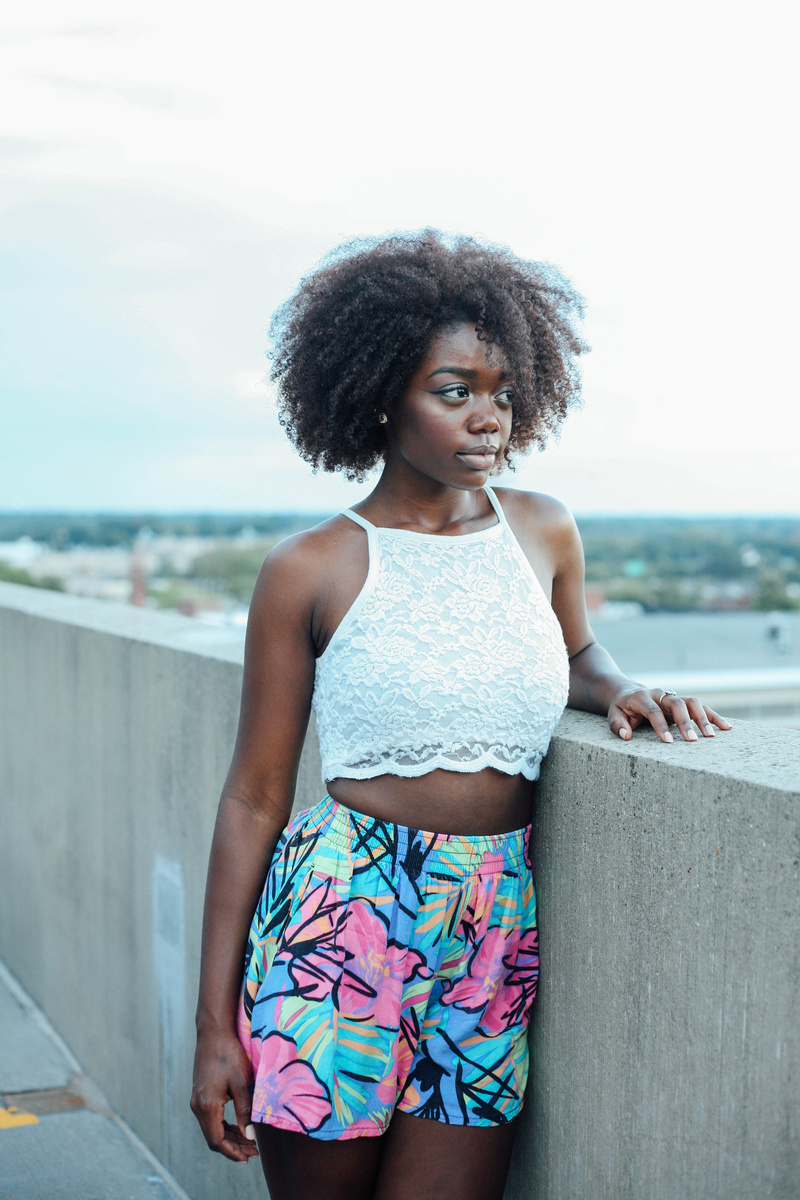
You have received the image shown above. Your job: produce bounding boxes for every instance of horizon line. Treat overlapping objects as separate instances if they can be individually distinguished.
[0,509,799,522]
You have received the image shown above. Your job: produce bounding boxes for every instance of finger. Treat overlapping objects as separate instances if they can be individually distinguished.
[609,702,670,742]
[231,1078,258,1154]
[221,1120,258,1161]
[191,1091,251,1163]
[703,706,732,730]
[632,696,674,743]
[192,1093,241,1161]
[662,697,699,742]
[226,1126,257,1146]
[608,706,633,740]
[685,698,718,737]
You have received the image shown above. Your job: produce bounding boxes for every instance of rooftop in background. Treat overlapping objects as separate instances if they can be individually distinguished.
[591,611,800,728]
[591,611,800,675]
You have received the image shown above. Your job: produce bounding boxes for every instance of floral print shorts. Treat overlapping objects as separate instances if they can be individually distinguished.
[237,794,538,1140]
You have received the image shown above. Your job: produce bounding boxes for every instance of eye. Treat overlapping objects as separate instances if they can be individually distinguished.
[437,383,471,402]
[495,388,514,406]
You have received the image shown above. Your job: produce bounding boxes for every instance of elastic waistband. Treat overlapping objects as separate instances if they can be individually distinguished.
[291,794,530,878]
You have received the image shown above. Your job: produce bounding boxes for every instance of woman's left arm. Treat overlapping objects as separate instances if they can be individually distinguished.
[547,503,732,744]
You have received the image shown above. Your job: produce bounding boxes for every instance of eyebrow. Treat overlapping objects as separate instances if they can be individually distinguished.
[426,366,508,381]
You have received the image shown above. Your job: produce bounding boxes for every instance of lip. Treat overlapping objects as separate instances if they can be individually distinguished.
[456,446,499,470]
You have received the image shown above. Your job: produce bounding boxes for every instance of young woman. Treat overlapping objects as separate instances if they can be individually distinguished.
[190,232,731,1200]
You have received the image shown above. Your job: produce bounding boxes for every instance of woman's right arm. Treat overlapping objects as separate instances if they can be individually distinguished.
[190,537,318,1163]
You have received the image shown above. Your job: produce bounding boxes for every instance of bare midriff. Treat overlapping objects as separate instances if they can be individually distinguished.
[327,767,534,836]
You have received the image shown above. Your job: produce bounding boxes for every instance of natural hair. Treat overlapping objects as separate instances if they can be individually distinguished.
[268,230,588,479]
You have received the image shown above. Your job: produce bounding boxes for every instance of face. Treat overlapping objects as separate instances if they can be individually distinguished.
[385,322,514,490]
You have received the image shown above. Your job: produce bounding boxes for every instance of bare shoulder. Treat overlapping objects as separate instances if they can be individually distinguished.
[493,486,579,550]
[248,514,365,622]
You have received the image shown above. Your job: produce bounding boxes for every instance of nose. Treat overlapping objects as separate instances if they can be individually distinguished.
[468,393,501,433]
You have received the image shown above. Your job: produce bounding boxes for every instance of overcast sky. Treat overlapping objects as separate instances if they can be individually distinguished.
[1,0,797,514]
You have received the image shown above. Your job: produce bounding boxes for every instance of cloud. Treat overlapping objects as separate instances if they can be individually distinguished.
[0,22,147,45]
[0,136,65,161]
[51,22,147,39]
[0,174,336,510]
[20,71,218,118]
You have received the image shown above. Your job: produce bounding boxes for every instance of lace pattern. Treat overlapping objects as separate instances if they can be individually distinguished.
[312,488,570,784]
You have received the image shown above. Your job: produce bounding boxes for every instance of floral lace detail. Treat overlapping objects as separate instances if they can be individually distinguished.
[312,487,570,784]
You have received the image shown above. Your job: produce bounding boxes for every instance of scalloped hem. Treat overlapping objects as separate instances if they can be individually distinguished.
[322,753,542,785]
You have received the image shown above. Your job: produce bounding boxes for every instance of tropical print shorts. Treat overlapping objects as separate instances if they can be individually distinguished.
[237,794,538,1140]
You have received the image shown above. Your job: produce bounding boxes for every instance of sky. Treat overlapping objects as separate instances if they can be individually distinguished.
[1,0,798,515]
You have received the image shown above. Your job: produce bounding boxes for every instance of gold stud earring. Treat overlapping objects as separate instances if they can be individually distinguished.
[378,412,388,424]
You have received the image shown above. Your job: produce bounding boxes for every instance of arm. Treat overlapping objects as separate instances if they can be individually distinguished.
[546,502,732,742]
[190,537,318,1163]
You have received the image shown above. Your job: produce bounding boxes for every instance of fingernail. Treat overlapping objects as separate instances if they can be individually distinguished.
[663,731,673,742]
[687,729,698,741]
[705,726,715,736]
[245,1125,255,1140]
[618,729,627,739]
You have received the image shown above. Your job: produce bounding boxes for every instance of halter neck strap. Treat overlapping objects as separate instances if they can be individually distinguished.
[483,485,508,527]
[342,509,374,532]
[342,486,505,536]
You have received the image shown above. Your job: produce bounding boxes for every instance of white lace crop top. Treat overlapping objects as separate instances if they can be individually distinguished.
[312,486,570,784]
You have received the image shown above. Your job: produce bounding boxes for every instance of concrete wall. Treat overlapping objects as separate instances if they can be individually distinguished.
[513,715,799,1200]
[1,581,798,1200]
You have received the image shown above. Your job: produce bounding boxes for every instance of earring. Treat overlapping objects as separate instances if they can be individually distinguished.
[377,412,388,424]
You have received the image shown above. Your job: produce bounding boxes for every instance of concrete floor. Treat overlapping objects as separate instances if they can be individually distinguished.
[0,963,190,1200]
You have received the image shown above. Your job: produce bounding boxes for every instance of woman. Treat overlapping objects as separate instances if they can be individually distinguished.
[190,232,731,1200]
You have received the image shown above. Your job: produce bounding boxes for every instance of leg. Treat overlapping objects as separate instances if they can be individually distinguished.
[254,1121,385,1200]
[373,1110,518,1200]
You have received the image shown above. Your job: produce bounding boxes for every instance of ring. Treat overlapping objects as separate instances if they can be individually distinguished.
[658,689,677,707]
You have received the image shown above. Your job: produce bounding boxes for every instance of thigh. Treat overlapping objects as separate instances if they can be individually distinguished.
[373,1109,518,1200]
[255,1122,385,1200]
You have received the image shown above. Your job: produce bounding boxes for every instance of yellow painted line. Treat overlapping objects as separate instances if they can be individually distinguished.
[0,1106,39,1129]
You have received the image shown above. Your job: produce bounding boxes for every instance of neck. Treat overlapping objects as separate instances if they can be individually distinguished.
[363,458,489,535]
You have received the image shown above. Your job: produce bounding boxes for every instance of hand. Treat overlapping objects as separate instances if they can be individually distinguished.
[608,687,733,744]
[190,1030,259,1163]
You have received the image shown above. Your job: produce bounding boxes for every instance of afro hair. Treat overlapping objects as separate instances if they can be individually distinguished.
[268,230,588,479]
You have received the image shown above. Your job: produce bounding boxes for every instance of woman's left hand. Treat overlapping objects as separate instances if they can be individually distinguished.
[608,687,733,743]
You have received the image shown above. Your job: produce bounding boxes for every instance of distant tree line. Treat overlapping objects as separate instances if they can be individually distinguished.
[0,562,64,591]
[0,512,329,548]
[1,512,798,612]
[577,517,799,611]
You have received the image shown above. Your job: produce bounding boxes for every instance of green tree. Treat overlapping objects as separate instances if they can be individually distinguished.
[752,571,799,611]
[0,562,64,591]
[190,542,277,603]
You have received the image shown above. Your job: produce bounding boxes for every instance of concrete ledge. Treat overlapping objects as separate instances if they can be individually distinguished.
[0,580,247,660]
[1,584,797,1200]
[515,710,799,1200]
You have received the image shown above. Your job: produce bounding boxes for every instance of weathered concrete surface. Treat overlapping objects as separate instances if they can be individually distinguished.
[0,582,798,1200]
[0,966,74,1094]
[507,709,800,1200]
[0,962,187,1200]
[2,1112,179,1200]
[0,584,319,1200]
